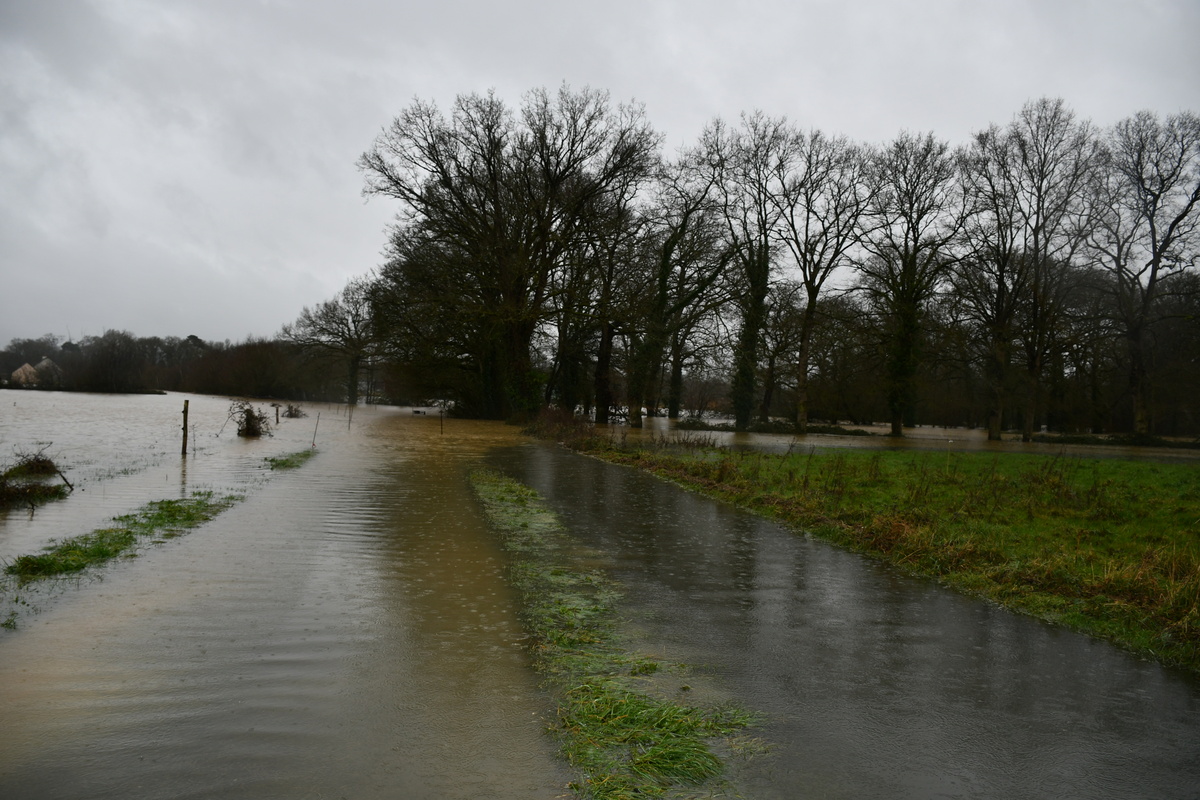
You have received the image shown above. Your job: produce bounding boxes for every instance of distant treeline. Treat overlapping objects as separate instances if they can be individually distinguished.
[6,90,1200,439]
[0,331,361,402]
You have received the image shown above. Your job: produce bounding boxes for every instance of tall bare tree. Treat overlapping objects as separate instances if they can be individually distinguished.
[282,276,376,406]
[771,129,872,431]
[1087,110,1200,434]
[623,153,731,427]
[360,85,658,419]
[702,113,792,430]
[857,132,966,436]
[956,98,1101,439]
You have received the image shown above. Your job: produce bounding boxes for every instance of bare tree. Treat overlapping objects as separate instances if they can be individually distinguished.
[359,85,659,419]
[1087,110,1200,434]
[956,98,1101,439]
[282,276,376,406]
[771,129,872,431]
[856,132,966,436]
[623,153,732,426]
[702,113,792,430]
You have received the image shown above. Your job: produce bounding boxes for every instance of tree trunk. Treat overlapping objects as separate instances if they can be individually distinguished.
[1021,359,1040,442]
[667,340,684,419]
[593,322,614,424]
[346,355,361,407]
[759,355,775,423]
[1128,329,1151,435]
[984,338,1009,441]
[885,310,921,437]
[794,315,815,434]
[731,293,767,431]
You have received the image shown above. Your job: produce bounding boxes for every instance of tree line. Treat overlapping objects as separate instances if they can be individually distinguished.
[0,330,366,402]
[360,88,1200,438]
[5,88,1198,439]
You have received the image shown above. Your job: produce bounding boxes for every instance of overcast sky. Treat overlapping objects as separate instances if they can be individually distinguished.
[2,0,1197,347]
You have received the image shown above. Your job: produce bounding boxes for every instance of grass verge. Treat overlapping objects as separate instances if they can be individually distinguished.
[470,469,761,799]
[526,413,1200,674]
[5,491,241,580]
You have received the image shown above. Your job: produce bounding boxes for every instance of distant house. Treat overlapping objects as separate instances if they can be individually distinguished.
[11,363,39,387]
[9,359,62,389]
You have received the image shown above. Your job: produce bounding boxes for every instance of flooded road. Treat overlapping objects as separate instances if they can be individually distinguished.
[0,393,569,798]
[495,442,1200,799]
[3,392,1200,798]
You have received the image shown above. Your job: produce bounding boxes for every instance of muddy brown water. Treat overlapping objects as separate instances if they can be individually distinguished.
[2,392,1199,798]
[0,392,569,798]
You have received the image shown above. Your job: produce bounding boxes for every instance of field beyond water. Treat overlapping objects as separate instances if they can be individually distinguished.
[540,420,1200,674]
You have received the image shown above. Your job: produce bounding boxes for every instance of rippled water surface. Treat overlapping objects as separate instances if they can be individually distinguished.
[4,391,1199,799]
[0,391,569,798]
[493,442,1200,799]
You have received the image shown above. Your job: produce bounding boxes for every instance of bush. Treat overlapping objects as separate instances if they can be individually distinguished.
[227,401,272,437]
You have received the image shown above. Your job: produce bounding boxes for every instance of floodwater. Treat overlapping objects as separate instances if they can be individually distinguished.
[493,443,1200,799]
[627,416,1200,463]
[2,391,1199,799]
[0,391,570,799]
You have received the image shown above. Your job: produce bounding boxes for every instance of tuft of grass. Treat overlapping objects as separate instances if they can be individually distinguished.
[5,491,241,580]
[565,440,1200,673]
[265,449,316,470]
[4,452,58,478]
[1,449,72,509]
[471,469,761,799]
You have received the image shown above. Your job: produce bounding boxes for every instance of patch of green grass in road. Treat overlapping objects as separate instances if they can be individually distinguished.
[265,449,316,470]
[5,492,241,580]
[470,469,762,800]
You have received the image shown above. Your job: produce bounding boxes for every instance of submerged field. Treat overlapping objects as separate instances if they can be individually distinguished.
[549,426,1200,674]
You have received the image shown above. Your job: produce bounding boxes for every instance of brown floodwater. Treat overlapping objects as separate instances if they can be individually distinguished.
[2,392,1199,798]
[0,391,570,798]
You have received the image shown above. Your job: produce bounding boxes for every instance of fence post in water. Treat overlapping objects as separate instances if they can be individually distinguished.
[181,399,189,456]
[312,412,320,448]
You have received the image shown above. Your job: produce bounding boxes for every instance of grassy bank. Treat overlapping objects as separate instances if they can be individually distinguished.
[530,417,1200,674]
[470,469,761,800]
[5,491,242,580]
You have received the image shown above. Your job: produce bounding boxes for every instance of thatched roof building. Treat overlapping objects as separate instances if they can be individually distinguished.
[35,358,63,387]
[11,363,39,386]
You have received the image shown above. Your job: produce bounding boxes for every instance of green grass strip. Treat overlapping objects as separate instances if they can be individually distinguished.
[5,491,241,579]
[265,449,317,470]
[470,469,759,800]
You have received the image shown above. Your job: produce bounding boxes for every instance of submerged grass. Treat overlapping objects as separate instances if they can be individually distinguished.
[470,469,760,799]
[564,432,1200,674]
[5,491,241,580]
[1,450,72,509]
[265,449,316,470]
